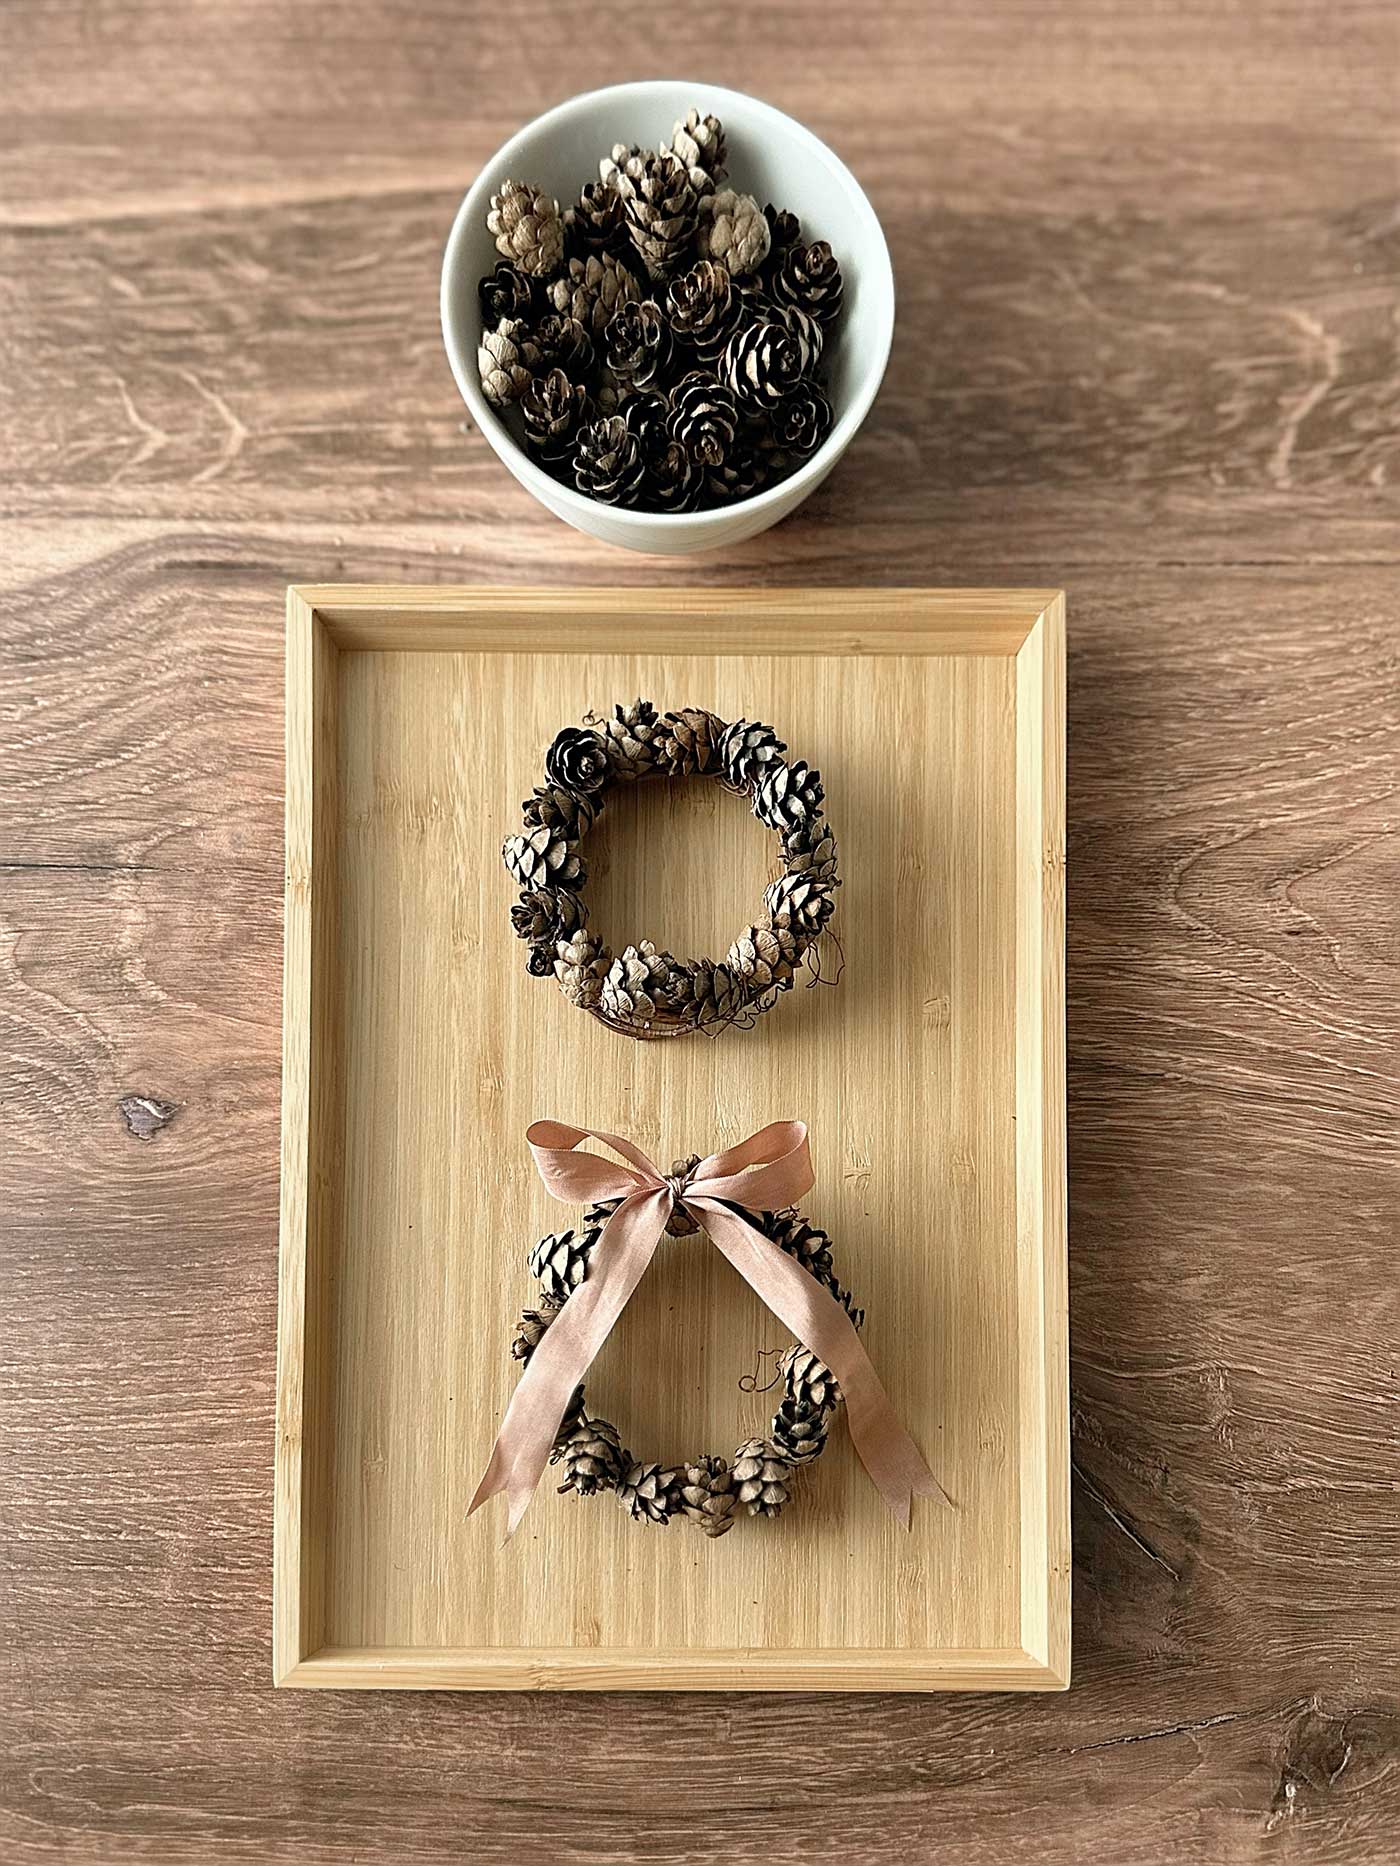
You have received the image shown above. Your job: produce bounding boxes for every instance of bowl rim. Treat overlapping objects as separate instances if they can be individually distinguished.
[440,78,895,532]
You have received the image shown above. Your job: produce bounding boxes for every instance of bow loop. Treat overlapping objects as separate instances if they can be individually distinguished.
[687,1119,814,1209]
[525,1119,665,1207]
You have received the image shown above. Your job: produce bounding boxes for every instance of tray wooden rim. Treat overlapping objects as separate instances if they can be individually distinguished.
[274,584,1068,1693]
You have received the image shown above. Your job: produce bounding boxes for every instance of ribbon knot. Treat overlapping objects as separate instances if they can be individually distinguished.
[663,1153,702,1234]
[468,1119,946,1534]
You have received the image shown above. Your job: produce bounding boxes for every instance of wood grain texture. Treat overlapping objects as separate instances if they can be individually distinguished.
[272,588,1067,1692]
[1,0,1397,1856]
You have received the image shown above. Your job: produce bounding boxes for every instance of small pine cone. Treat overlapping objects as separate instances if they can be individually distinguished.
[666,369,740,467]
[573,415,647,506]
[722,320,803,412]
[701,188,780,278]
[477,318,532,408]
[520,367,588,467]
[601,698,663,779]
[770,382,833,461]
[781,818,839,879]
[758,920,805,972]
[719,717,788,791]
[510,1297,563,1362]
[478,260,538,326]
[781,1343,840,1411]
[732,1438,792,1518]
[732,273,776,318]
[564,180,628,258]
[521,781,598,838]
[529,1225,596,1302]
[837,1286,866,1332]
[584,1196,622,1231]
[503,822,584,889]
[666,108,728,192]
[689,958,744,1030]
[705,446,766,504]
[553,928,609,1007]
[763,203,802,259]
[604,299,673,390]
[782,836,839,897]
[772,238,844,325]
[522,312,595,381]
[600,940,686,1024]
[617,1460,680,1525]
[657,706,726,777]
[759,1208,837,1289]
[753,758,825,834]
[679,1455,737,1537]
[599,142,643,190]
[620,389,671,463]
[553,1416,626,1496]
[544,724,609,796]
[665,260,740,364]
[616,150,700,281]
[765,300,824,375]
[658,961,698,1024]
[765,870,836,941]
[663,1153,703,1236]
[770,1394,829,1466]
[486,179,564,279]
[590,367,628,416]
[548,252,642,339]
[727,924,796,995]
[646,440,702,514]
[696,189,771,277]
[510,884,585,948]
[555,1383,586,1444]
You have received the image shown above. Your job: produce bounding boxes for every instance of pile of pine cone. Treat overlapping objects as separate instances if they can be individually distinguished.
[515,1193,865,1535]
[475,106,845,512]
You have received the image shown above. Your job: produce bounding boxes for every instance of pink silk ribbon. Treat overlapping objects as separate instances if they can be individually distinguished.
[468,1119,947,1534]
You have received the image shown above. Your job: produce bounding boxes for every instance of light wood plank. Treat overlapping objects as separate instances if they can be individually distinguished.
[297,585,1055,656]
[273,586,1066,1690]
[284,1643,1061,1692]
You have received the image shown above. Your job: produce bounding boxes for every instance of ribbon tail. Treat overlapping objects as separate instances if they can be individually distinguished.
[696,1202,949,1529]
[467,1435,525,1536]
[467,1186,673,1534]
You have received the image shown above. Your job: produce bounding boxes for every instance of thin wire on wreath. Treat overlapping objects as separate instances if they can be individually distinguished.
[737,1346,786,1395]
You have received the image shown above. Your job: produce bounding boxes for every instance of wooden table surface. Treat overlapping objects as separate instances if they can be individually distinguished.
[2,2,1397,1861]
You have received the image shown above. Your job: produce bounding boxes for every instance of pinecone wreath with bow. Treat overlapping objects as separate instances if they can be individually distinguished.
[502,701,841,1039]
[471,103,846,512]
[508,1178,864,1536]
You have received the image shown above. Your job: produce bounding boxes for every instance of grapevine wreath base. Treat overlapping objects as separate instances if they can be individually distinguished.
[512,1165,864,1536]
[502,701,841,1039]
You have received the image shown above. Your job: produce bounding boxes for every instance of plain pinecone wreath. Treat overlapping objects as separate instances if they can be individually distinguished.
[502,702,841,1038]
[512,1178,865,1535]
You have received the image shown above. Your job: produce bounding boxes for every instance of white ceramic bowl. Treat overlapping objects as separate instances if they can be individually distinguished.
[441,80,894,555]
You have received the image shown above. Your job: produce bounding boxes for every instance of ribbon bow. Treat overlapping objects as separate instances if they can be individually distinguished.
[469,1119,945,1533]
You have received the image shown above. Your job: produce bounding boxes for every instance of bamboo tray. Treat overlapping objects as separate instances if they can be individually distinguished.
[275,585,1068,1692]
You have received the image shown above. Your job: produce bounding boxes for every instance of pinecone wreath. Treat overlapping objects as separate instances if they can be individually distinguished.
[511,1188,863,1536]
[471,102,846,513]
[502,702,841,1039]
